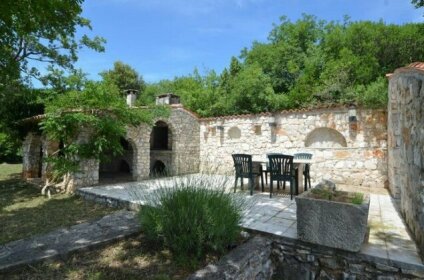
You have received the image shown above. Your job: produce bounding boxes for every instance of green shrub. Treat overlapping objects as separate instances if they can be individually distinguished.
[137,175,245,266]
[351,192,364,205]
[355,77,388,109]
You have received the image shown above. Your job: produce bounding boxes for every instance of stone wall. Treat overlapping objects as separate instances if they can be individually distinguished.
[22,133,42,179]
[388,64,424,258]
[68,128,99,190]
[199,108,387,188]
[189,235,424,279]
[188,236,273,280]
[169,105,200,175]
[270,236,424,279]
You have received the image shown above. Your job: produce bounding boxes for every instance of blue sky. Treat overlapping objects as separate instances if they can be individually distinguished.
[73,0,422,83]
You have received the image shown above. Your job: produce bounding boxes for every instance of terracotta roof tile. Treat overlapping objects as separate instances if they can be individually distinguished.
[389,62,424,77]
[408,62,424,71]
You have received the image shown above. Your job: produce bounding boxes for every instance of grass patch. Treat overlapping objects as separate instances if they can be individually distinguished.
[1,233,195,280]
[0,163,22,181]
[310,188,364,205]
[0,164,117,244]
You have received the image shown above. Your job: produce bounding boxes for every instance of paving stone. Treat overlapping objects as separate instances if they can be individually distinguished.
[0,210,140,272]
[78,180,423,268]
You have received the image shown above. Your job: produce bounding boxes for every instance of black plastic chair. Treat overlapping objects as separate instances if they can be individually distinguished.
[261,153,283,186]
[268,154,297,199]
[294,153,313,191]
[232,154,264,195]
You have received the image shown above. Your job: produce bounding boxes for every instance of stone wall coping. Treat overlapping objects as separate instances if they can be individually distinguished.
[199,107,387,122]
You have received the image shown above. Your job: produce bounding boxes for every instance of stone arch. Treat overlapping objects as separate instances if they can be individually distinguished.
[98,137,136,183]
[22,133,43,179]
[305,127,347,148]
[228,126,241,139]
[151,160,166,176]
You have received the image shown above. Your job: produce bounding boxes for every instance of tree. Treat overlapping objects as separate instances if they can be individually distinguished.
[0,0,105,86]
[100,61,146,95]
[412,0,424,8]
[0,0,105,162]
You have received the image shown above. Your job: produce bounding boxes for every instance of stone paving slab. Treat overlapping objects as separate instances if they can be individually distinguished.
[77,176,424,270]
[0,210,140,272]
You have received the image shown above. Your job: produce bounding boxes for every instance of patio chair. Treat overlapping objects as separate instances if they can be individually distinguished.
[294,152,313,191]
[268,154,297,199]
[232,154,264,195]
[261,153,284,187]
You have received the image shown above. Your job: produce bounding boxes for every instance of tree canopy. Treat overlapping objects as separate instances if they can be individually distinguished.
[100,61,146,94]
[0,0,105,86]
[143,15,424,117]
[0,0,105,163]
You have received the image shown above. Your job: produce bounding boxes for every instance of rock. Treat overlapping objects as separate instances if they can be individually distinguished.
[315,179,337,191]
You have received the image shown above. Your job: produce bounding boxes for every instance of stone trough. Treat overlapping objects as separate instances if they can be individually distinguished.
[296,189,370,252]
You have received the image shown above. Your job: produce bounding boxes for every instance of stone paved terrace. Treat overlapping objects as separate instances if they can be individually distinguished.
[76,174,423,269]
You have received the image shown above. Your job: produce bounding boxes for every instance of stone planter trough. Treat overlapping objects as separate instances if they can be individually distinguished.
[295,189,370,252]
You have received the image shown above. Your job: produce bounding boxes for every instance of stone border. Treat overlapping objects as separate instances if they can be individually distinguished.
[187,236,273,280]
[76,188,141,211]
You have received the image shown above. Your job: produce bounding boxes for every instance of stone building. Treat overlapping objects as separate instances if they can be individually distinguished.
[22,96,388,191]
[22,93,200,187]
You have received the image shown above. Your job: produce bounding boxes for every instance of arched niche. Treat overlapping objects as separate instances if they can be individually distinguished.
[151,160,166,176]
[305,127,347,148]
[150,121,172,150]
[99,137,135,183]
[228,126,241,139]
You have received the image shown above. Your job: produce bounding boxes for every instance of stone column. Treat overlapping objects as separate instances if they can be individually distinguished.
[22,133,42,179]
[387,63,424,258]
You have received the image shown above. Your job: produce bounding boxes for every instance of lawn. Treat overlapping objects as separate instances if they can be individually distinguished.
[1,233,194,280]
[0,163,117,244]
[0,164,208,279]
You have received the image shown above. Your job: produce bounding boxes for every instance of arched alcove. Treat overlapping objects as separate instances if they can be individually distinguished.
[150,120,173,177]
[151,160,166,176]
[228,126,241,139]
[305,127,347,148]
[150,121,172,150]
[99,137,135,183]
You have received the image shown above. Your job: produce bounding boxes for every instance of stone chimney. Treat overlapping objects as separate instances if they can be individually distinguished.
[124,89,138,107]
[156,93,180,105]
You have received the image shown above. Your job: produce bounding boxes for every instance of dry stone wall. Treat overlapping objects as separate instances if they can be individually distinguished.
[388,65,424,258]
[189,235,424,280]
[200,108,388,189]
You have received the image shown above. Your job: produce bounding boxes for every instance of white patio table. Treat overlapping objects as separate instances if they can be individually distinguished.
[252,157,313,194]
